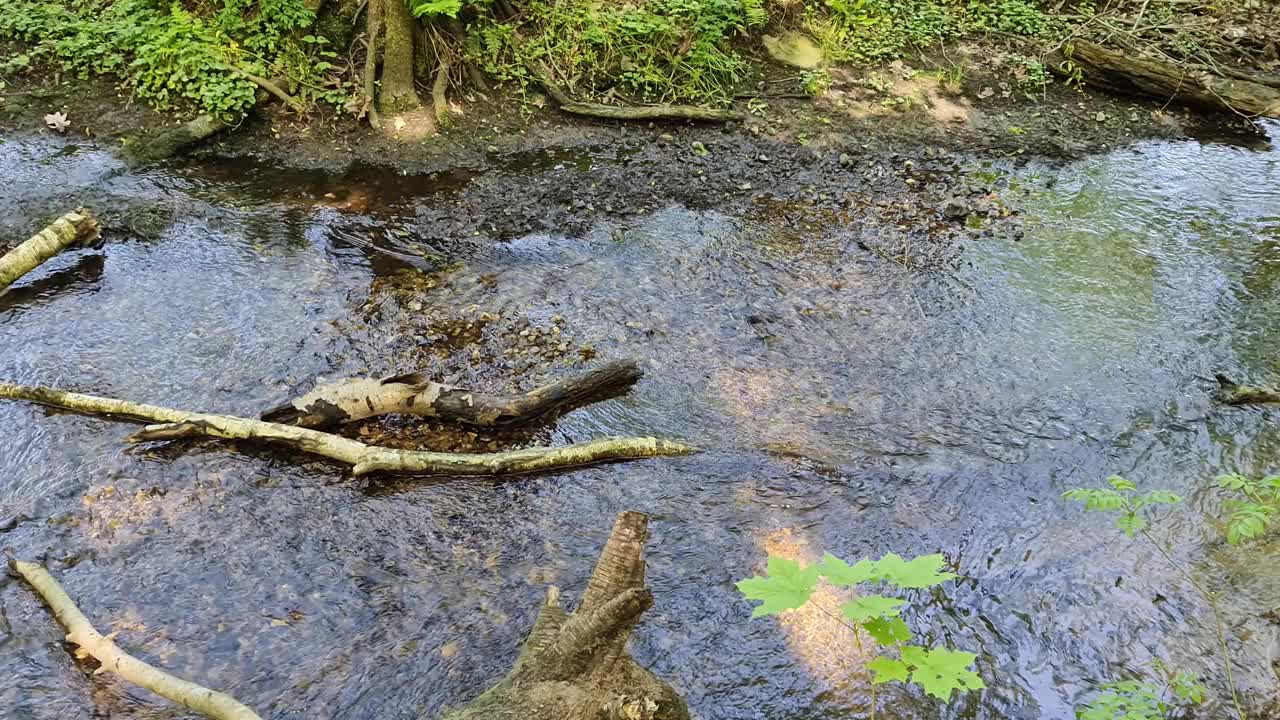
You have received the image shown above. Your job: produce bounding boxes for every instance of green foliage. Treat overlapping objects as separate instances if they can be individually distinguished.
[1076,663,1206,720]
[806,0,1049,66]
[1215,472,1280,544]
[469,0,761,105]
[1015,56,1050,98]
[412,0,463,18]
[0,0,347,120]
[736,551,983,705]
[1063,475,1183,537]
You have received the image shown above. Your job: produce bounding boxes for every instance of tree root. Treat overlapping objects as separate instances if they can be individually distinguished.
[261,359,643,429]
[433,58,451,126]
[8,559,261,720]
[443,512,689,720]
[1216,373,1280,405]
[0,382,694,476]
[0,209,100,293]
[1054,40,1280,118]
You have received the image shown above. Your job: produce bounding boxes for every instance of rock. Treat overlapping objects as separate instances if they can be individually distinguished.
[763,32,824,69]
[838,153,853,168]
[941,199,969,220]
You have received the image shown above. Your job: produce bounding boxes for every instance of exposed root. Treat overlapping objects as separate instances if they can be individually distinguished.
[533,64,742,122]
[0,382,694,477]
[8,559,261,720]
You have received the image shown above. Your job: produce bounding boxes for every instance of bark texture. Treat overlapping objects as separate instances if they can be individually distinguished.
[0,382,693,476]
[0,209,100,292]
[261,360,643,429]
[379,0,421,114]
[1058,40,1280,118]
[1216,373,1280,405]
[9,559,261,720]
[123,114,231,167]
[443,512,688,720]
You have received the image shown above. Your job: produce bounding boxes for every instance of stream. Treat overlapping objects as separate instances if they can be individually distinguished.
[0,125,1278,719]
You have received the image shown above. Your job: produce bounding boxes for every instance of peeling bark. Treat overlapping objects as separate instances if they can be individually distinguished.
[0,381,693,476]
[261,359,643,429]
[1056,40,1280,118]
[0,209,100,293]
[443,512,688,720]
[9,559,261,720]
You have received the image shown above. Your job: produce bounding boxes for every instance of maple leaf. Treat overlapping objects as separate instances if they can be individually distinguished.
[901,646,985,700]
[817,552,876,586]
[864,616,912,644]
[867,656,910,684]
[841,594,906,623]
[736,557,818,619]
[44,111,70,133]
[874,553,956,589]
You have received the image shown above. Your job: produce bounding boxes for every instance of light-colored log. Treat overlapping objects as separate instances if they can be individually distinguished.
[0,209,100,292]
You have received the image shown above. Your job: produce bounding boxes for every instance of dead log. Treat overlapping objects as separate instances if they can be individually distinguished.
[1055,40,1280,118]
[0,209,100,293]
[1216,373,1280,405]
[261,359,643,429]
[531,62,742,123]
[443,511,688,720]
[8,559,261,720]
[0,381,693,476]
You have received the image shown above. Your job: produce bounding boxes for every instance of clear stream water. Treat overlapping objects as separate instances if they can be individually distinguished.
[0,126,1277,720]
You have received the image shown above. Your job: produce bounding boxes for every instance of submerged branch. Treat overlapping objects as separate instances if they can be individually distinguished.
[1215,373,1280,405]
[8,559,261,720]
[0,382,693,477]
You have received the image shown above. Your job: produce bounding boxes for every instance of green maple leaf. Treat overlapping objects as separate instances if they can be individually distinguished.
[867,656,910,684]
[864,616,912,644]
[875,553,957,589]
[841,594,906,623]
[736,556,818,618]
[902,646,985,700]
[817,552,876,586]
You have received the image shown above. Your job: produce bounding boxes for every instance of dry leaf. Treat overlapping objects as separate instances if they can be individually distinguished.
[976,87,995,99]
[44,111,70,132]
[393,116,407,132]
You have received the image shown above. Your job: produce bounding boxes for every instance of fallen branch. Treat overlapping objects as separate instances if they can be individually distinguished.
[1054,40,1280,118]
[443,511,688,720]
[1216,373,1280,405]
[261,359,643,429]
[0,382,693,476]
[533,63,742,122]
[8,559,261,720]
[0,209,100,293]
[123,114,232,167]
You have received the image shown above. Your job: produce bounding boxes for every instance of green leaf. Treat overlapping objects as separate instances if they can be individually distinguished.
[867,656,910,684]
[1107,475,1137,492]
[411,0,462,17]
[903,646,985,700]
[817,552,876,586]
[1114,513,1146,537]
[1225,504,1272,545]
[736,556,819,619]
[1063,488,1126,512]
[874,553,956,588]
[1135,490,1182,507]
[864,616,912,644]
[841,594,906,623]
[1216,472,1251,490]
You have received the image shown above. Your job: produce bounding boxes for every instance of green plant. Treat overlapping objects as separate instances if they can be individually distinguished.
[801,68,831,95]
[1015,56,1050,98]
[1063,476,1244,719]
[737,551,984,719]
[1215,472,1280,544]
[1076,662,1206,720]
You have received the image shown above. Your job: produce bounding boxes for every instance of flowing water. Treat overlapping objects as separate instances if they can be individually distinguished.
[0,126,1278,719]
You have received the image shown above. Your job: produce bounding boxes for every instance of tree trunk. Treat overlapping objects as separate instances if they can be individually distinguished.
[261,360,643,429]
[379,0,421,114]
[0,382,693,477]
[442,512,689,720]
[1056,40,1280,118]
[0,209,100,292]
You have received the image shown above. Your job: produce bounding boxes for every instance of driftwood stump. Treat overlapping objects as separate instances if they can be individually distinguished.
[444,512,688,720]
